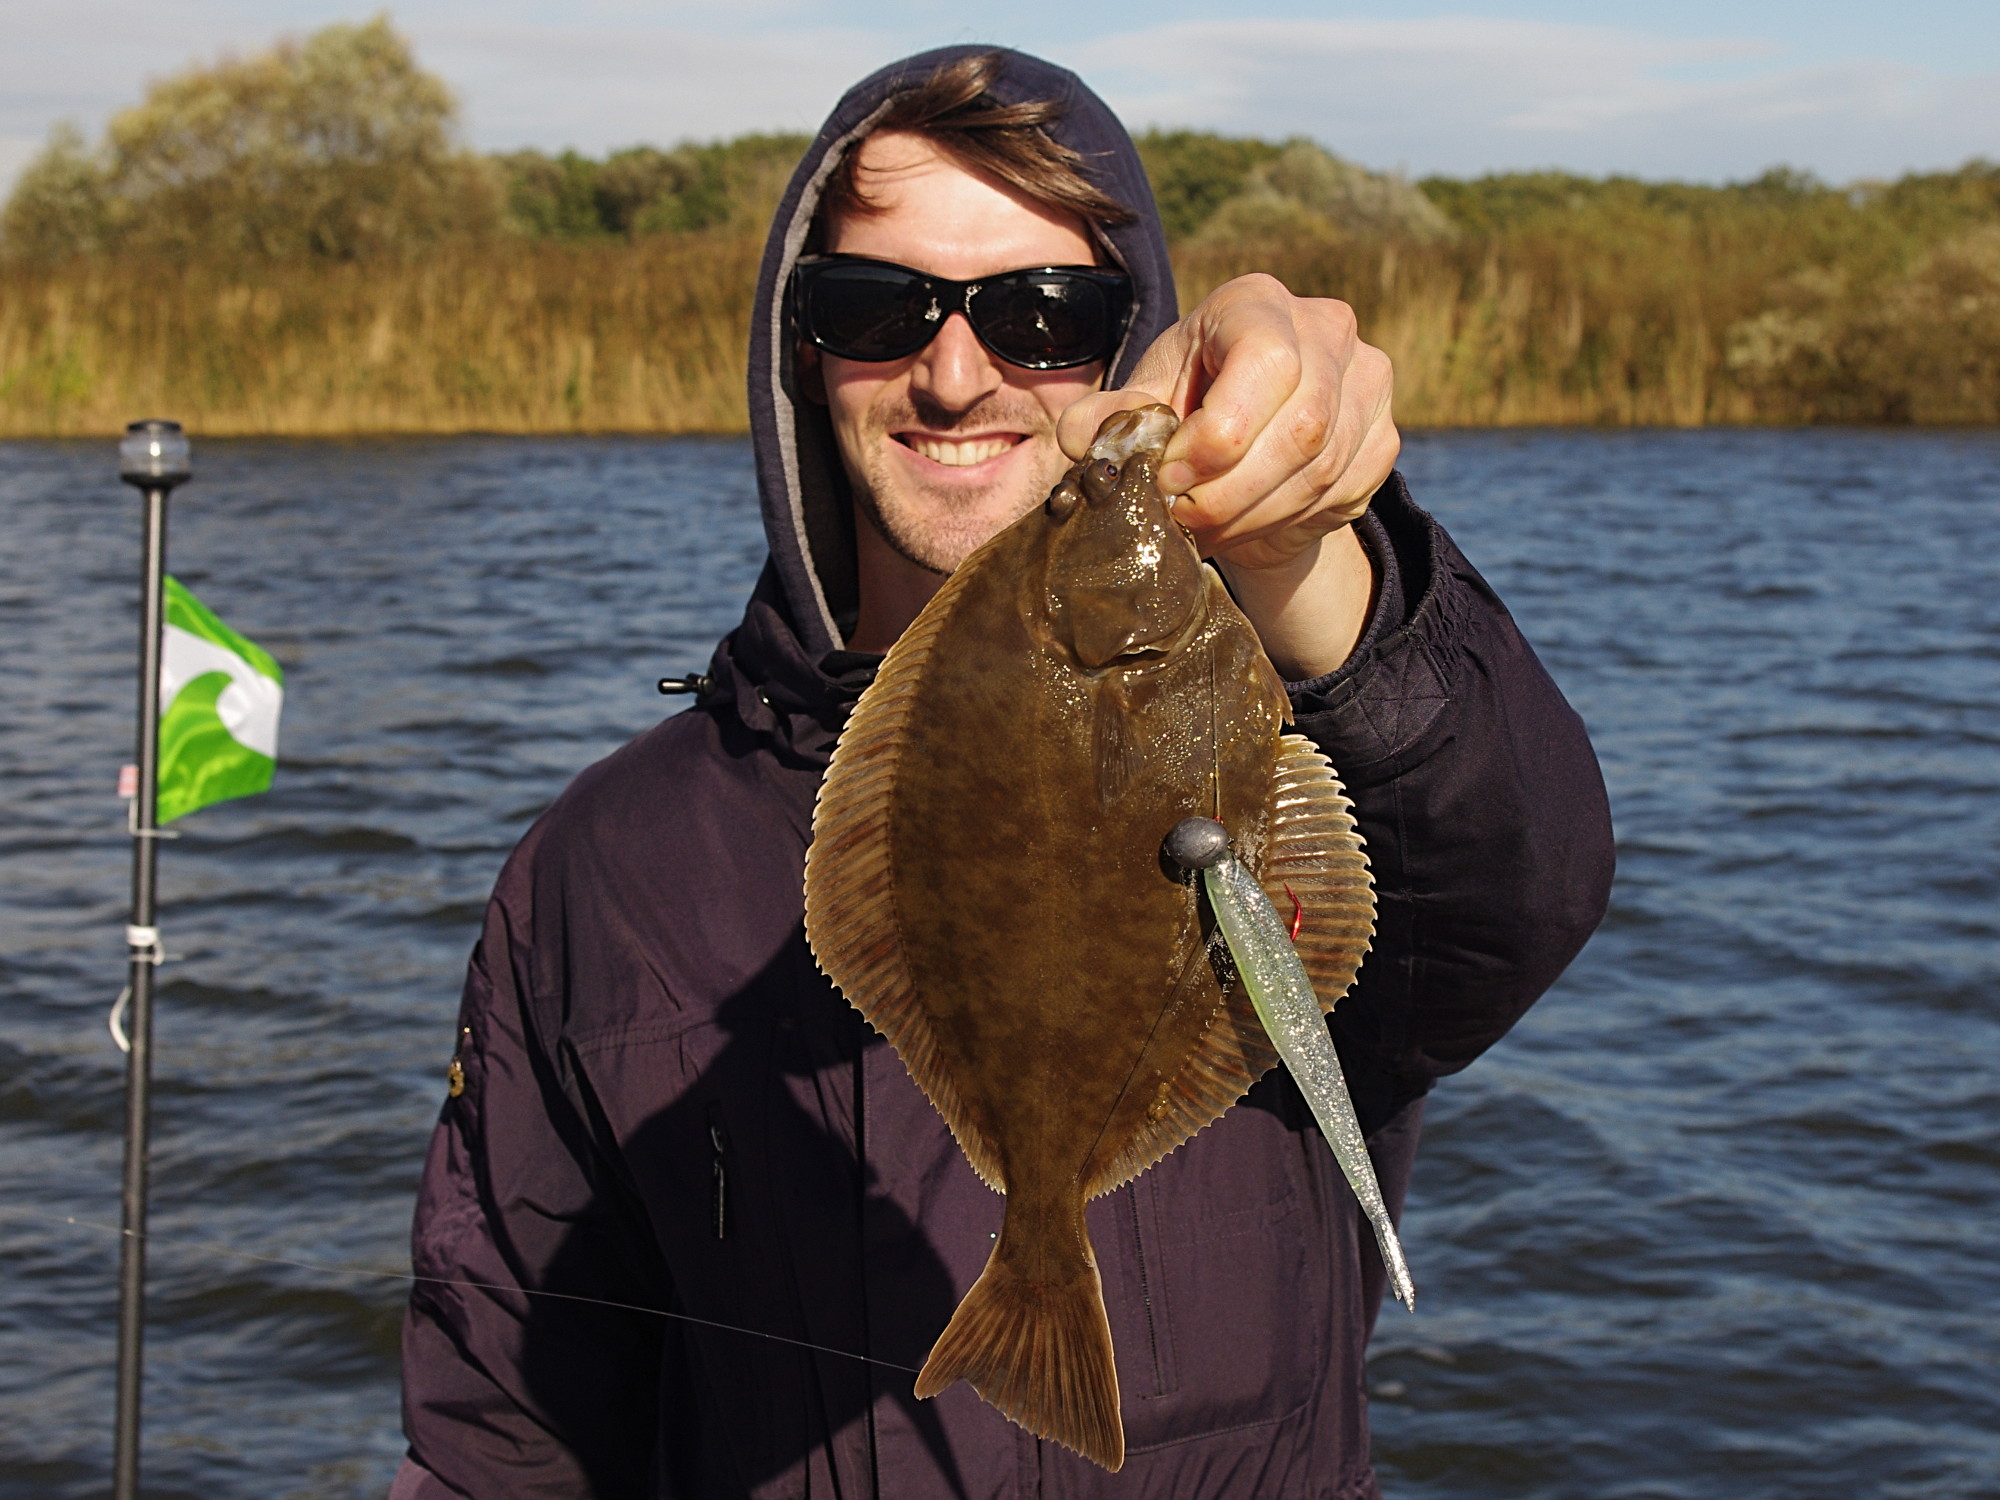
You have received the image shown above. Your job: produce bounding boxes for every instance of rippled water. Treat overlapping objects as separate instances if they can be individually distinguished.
[2,430,1995,1499]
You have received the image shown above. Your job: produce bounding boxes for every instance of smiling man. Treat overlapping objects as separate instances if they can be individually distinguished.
[393,47,1612,1500]
[802,125,1116,647]
[801,118,1381,682]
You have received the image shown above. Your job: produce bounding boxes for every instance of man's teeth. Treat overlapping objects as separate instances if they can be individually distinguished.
[905,436,1015,467]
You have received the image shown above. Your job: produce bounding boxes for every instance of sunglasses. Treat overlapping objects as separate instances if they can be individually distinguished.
[790,254,1133,371]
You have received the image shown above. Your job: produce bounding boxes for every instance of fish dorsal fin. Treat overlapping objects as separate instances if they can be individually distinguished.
[805,559,1007,1193]
[1083,731,1374,1199]
[1248,736,1376,1016]
[1256,732,1375,1015]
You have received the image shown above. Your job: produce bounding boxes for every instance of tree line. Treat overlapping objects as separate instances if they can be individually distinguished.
[3,17,1997,431]
[0,18,1461,259]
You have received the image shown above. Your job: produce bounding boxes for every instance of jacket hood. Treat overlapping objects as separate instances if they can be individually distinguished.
[745,45,1180,659]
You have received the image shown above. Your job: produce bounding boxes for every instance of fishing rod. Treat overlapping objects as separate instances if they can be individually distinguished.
[111,420,192,1500]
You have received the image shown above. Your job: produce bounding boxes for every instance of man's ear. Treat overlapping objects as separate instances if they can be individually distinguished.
[798,342,828,406]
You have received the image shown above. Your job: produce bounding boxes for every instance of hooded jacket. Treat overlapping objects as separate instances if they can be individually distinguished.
[393,46,1613,1500]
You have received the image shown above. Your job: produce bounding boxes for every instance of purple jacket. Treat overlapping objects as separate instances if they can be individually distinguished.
[393,47,1613,1500]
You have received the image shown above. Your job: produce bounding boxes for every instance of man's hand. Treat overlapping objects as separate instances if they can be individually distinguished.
[1058,273,1398,567]
[1058,274,1399,679]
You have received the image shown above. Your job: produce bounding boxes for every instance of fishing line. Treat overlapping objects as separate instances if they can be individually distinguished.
[0,1203,921,1375]
[1206,615,1221,821]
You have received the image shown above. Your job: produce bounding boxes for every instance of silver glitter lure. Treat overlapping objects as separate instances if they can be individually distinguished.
[1202,852,1416,1311]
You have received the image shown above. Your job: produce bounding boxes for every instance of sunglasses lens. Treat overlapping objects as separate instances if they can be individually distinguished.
[804,262,937,362]
[971,274,1117,369]
[797,259,1128,368]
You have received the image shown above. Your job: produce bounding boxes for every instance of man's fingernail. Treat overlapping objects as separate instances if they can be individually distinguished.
[1159,460,1195,494]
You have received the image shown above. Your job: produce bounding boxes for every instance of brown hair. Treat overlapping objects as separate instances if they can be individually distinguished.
[817,52,1137,232]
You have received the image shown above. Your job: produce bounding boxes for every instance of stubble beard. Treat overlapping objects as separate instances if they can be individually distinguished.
[848,393,1071,575]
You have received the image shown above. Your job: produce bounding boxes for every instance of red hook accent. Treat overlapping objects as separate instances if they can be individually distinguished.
[1284,883,1304,943]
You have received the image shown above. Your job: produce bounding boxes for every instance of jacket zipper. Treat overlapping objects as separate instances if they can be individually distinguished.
[709,1103,729,1240]
[1127,1188,1166,1397]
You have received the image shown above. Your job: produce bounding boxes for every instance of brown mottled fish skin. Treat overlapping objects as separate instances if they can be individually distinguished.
[805,405,1374,1471]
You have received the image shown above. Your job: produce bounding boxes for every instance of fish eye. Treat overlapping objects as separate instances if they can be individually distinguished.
[1046,482,1081,519]
[1079,457,1125,504]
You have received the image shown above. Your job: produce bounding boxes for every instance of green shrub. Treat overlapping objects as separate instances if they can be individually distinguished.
[493,134,810,239]
[0,123,114,257]
[1,16,498,262]
[1132,130,1283,241]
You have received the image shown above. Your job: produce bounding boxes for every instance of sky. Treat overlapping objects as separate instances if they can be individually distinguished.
[3,0,1995,193]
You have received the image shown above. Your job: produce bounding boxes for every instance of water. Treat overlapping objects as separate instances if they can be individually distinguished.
[1,429,1995,1498]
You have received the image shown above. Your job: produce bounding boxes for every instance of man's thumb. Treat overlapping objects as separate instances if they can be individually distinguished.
[1056,320,1197,459]
[1057,389,1168,460]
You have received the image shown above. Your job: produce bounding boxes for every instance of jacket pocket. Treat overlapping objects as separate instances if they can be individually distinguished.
[1091,1097,1325,1453]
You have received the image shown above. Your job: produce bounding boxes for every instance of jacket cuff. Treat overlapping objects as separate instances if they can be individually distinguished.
[389,1458,468,1500]
[1284,474,1454,780]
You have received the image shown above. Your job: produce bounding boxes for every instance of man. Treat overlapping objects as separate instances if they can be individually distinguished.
[394,47,1612,1500]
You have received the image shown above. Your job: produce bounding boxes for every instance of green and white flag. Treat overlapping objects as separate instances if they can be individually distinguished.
[157,576,283,822]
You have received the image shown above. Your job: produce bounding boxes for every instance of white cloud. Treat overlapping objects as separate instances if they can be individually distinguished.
[0,3,898,192]
[1067,16,2000,180]
[1,5,1995,194]
[409,20,895,150]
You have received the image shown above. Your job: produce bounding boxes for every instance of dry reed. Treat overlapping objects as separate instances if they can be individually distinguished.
[1175,234,1757,427]
[6,204,1999,435]
[0,232,760,437]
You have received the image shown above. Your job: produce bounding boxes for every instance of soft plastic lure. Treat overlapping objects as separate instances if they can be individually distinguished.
[1196,841,1416,1311]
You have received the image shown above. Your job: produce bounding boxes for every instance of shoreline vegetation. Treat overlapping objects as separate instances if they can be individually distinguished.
[4,20,1998,437]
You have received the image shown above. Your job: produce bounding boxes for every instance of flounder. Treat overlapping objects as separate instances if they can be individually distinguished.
[804,405,1376,1471]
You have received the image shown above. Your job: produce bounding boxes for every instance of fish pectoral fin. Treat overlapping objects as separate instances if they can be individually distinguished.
[1257,733,1374,1014]
[915,1220,1125,1472]
[1091,676,1144,807]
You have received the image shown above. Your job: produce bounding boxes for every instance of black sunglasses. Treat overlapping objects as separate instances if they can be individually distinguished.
[790,254,1133,371]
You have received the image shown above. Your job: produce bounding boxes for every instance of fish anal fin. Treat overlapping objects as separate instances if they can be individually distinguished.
[1258,732,1375,1014]
[805,558,1008,1193]
[914,1222,1125,1472]
[1082,928,1278,1198]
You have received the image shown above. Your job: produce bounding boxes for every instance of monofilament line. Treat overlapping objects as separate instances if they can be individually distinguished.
[2,1204,921,1374]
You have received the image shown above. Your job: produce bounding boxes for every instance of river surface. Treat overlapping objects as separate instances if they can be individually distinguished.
[2,429,1996,1499]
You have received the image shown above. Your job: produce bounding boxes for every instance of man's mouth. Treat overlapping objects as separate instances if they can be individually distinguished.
[895,433,1025,468]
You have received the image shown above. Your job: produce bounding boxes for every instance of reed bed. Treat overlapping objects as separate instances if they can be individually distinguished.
[6,203,1999,436]
[1176,237,1750,428]
[1177,204,2000,427]
[0,232,760,437]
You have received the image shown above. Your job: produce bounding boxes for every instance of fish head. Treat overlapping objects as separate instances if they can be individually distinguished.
[1040,405,1209,672]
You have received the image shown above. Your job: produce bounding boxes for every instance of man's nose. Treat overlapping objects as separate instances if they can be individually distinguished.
[908,312,1004,414]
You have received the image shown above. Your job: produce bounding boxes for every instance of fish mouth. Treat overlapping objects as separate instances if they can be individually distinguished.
[1086,406,1177,466]
[1090,643,1172,671]
[1073,602,1207,674]
[894,431,1029,470]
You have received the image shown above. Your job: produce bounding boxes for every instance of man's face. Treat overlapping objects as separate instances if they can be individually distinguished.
[806,131,1106,575]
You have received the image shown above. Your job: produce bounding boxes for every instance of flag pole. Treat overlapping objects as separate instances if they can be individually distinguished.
[114,420,191,1500]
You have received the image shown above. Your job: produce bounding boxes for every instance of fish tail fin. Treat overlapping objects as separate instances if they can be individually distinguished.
[914,1225,1124,1471]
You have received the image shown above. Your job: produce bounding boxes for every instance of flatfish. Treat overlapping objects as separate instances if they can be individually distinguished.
[804,405,1375,1470]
